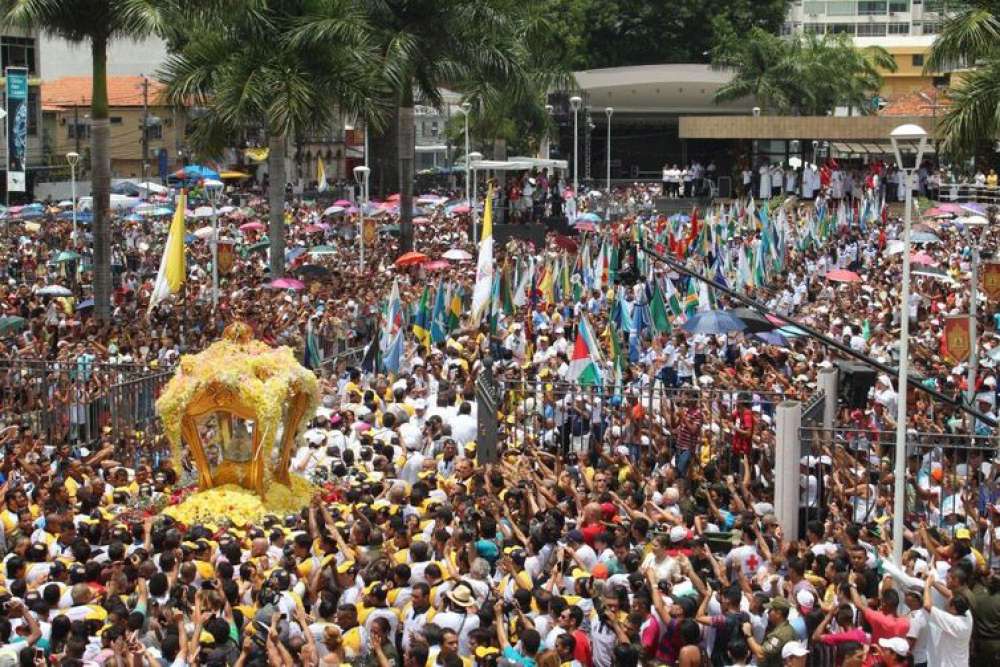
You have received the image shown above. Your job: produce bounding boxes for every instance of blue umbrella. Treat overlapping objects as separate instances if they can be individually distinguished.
[682,310,746,335]
[177,165,220,180]
[911,232,940,244]
[578,212,602,223]
[754,331,789,346]
[286,246,306,262]
[76,299,94,311]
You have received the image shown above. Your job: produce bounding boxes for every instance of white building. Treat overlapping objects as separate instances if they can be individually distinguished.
[784,0,966,38]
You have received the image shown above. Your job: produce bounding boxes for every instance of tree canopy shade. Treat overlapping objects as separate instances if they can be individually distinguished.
[928,1,1000,155]
[711,29,895,116]
[0,0,171,320]
[159,0,386,277]
[537,0,790,70]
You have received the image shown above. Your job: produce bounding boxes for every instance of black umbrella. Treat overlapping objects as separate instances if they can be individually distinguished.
[294,264,330,280]
[728,307,777,334]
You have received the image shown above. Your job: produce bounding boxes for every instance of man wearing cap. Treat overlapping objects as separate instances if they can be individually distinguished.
[780,641,808,667]
[741,597,797,667]
[875,637,910,666]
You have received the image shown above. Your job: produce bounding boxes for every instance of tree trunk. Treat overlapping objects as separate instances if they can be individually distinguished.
[268,134,286,278]
[369,106,399,199]
[398,85,415,255]
[90,36,112,321]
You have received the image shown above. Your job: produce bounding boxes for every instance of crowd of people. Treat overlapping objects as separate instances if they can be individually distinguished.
[0,161,997,666]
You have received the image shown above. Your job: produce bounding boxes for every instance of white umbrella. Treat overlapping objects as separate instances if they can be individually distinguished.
[37,285,72,296]
[442,248,473,261]
[193,226,215,239]
[963,214,989,226]
[137,181,169,194]
[57,200,74,208]
[218,205,235,214]
[202,178,224,189]
[885,240,905,256]
[192,206,214,219]
[323,205,345,215]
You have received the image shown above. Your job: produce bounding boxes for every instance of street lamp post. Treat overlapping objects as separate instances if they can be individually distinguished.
[889,123,928,562]
[66,152,80,240]
[469,151,483,243]
[570,96,582,195]
[459,101,471,206]
[354,166,370,273]
[544,104,554,159]
[605,107,614,193]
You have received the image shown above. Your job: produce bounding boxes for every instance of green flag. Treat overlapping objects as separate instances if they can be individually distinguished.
[650,283,671,333]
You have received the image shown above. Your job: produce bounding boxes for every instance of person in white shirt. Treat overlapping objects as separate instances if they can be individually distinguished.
[923,573,972,667]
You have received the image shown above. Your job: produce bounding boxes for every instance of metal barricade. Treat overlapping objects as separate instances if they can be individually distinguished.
[798,426,997,549]
[501,380,785,465]
[317,345,366,378]
[937,182,1000,206]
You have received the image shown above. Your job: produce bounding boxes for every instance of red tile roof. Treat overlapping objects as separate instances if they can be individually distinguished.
[42,75,167,111]
[880,88,951,117]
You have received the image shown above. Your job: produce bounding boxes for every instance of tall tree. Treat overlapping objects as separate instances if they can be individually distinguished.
[1,0,169,320]
[160,0,384,278]
[927,0,1000,155]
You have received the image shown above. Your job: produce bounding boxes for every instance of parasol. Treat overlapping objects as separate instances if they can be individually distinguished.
[394,251,429,267]
[239,221,266,232]
[269,278,305,290]
[442,249,473,261]
[681,310,746,335]
[424,260,450,271]
[37,285,72,297]
[728,308,777,333]
[825,269,861,283]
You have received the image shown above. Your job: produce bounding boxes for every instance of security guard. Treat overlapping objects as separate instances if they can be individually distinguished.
[741,597,797,667]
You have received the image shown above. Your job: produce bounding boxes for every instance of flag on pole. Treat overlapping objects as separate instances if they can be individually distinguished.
[650,283,671,333]
[470,184,494,323]
[446,284,463,332]
[148,191,187,314]
[412,285,431,350]
[430,280,448,343]
[317,157,328,192]
[567,315,604,386]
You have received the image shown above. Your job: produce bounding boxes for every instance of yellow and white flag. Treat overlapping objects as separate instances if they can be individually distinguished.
[470,184,494,324]
[147,191,187,314]
[317,157,328,192]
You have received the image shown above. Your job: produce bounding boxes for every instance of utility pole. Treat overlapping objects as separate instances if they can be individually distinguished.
[73,104,80,155]
[141,75,150,182]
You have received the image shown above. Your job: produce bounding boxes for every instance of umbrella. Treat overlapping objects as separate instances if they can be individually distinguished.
[323,205,345,215]
[413,217,431,225]
[294,264,330,279]
[386,193,401,202]
[728,308,776,333]
[239,221,266,232]
[576,212,602,223]
[303,224,326,233]
[911,264,949,280]
[285,247,307,262]
[394,251,429,267]
[753,331,789,346]
[910,251,935,265]
[55,250,81,263]
[175,165,220,180]
[309,245,338,255]
[962,214,989,226]
[202,178,224,189]
[0,316,26,335]
[682,310,746,335]
[269,277,305,290]
[37,285,72,297]
[450,204,471,215]
[424,260,451,270]
[911,232,940,244]
[220,171,251,180]
[76,299,94,312]
[218,205,236,215]
[192,206,214,219]
[442,248,473,261]
[333,199,352,206]
[885,240,905,256]
[825,269,861,283]
[777,325,808,338]
[193,226,215,240]
[552,234,578,253]
[575,222,597,232]
[923,207,954,218]
[961,203,986,215]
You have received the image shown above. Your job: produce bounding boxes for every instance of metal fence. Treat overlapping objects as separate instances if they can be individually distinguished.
[501,380,786,465]
[0,359,172,447]
[799,426,997,547]
[938,182,1000,206]
[801,389,826,427]
[316,345,366,377]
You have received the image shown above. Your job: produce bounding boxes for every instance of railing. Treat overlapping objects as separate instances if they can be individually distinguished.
[0,359,172,447]
[936,182,1000,205]
[799,426,997,547]
[801,389,826,428]
[317,345,366,377]
[502,381,786,466]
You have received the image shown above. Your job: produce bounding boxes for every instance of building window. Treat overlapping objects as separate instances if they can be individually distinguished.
[827,1,857,16]
[67,121,90,140]
[147,123,162,140]
[922,22,941,34]
[858,1,888,15]
[857,23,888,35]
[889,0,910,11]
[829,23,857,34]
[912,53,925,66]
[0,36,36,75]
[780,22,793,35]
[110,116,122,125]
[802,0,826,14]
[888,22,910,33]
[803,23,826,33]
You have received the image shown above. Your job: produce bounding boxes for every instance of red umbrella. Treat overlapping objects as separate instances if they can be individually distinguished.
[269,278,305,290]
[413,217,431,225]
[575,222,596,232]
[451,205,471,215]
[910,251,935,265]
[386,193,401,202]
[825,269,861,283]
[239,221,265,232]
[334,199,351,207]
[424,260,450,270]
[394,251,429,267]
[552,234,578,253]
[303,224,325,233]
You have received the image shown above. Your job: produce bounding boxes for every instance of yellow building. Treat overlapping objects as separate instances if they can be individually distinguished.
[41,75,188,180]
[854,36,948,98]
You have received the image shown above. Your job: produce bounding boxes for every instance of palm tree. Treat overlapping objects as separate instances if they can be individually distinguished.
[927,1,1000,155]
[160,0,384,278]
[1,0,169,321]
[297,0,529,254]
[711,27,802,113]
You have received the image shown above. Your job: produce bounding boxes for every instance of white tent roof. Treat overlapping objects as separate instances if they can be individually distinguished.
[470,160,534,171]
[507,156,569,170]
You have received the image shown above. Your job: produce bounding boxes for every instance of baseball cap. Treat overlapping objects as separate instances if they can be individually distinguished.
[878,637,909,656]
[766,597,791,612]
[955,527,972,540]
[781,642,809,658]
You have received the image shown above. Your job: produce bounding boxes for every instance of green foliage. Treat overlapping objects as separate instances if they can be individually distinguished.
[711,29,895,115]
[537,0,789,69]
[927,1,1000,156]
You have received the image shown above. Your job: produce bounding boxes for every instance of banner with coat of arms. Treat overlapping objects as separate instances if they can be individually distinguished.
[942,315,971,364]
[982,262,1000,301]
